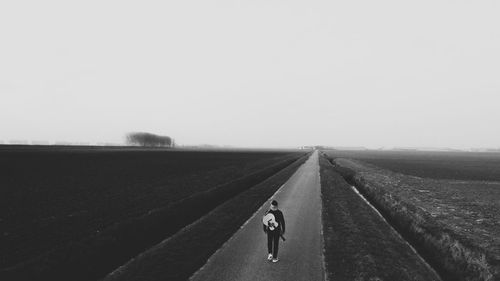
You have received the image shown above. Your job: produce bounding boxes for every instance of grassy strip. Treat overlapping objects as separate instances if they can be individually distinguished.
[329,157,498,281]
[319,154,440,281]
[1,153,307,281]
[103,154,310,281]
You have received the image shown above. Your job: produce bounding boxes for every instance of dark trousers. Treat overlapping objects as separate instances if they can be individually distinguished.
[267,230,280,258]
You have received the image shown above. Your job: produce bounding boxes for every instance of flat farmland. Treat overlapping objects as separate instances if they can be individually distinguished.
[0,146,303,270]
[327,150,500,181]
[324,150,500,281]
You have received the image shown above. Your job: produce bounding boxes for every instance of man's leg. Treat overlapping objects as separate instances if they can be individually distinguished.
[267,231,273,254]
[272,231,280,258]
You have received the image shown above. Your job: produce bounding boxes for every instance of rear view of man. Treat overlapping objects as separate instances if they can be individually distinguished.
[263,200,285,263]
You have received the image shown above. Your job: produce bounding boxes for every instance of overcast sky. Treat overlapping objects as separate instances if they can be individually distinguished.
[1,0,499,148]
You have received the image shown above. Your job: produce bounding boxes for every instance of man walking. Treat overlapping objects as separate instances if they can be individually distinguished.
[263,200,285,263]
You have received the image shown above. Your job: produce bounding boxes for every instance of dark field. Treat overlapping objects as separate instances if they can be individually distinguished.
[0,145,302,269]
[326,150,500,181]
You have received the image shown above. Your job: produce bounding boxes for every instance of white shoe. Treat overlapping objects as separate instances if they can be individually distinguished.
[272,258,279,263]
[267,254,273,260]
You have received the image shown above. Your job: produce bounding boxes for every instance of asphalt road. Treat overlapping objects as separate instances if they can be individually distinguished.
[190,151,325,281]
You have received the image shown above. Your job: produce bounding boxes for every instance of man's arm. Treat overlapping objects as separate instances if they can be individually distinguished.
[280,211,285,234]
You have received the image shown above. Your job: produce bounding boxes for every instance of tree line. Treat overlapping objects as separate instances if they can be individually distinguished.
[126,132,175,147]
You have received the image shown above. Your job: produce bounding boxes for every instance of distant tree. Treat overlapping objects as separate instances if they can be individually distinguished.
[126,132,173,147]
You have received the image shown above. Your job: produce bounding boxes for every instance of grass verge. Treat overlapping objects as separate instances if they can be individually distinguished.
[0,153,307,281]
[103,153,310,281]
[319,154,440,281]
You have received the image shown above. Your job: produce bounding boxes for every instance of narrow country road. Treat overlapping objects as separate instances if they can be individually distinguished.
[190,151,325,281]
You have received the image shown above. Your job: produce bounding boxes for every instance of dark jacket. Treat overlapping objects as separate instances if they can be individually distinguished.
[263,209,285,234]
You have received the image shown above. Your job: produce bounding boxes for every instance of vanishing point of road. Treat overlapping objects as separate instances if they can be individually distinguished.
[190,151,325,281]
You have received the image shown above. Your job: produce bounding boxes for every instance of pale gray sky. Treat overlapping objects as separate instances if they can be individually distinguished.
[1,0,499,148]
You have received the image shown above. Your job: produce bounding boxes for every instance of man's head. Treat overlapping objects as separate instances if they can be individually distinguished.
[270,200,278,210]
